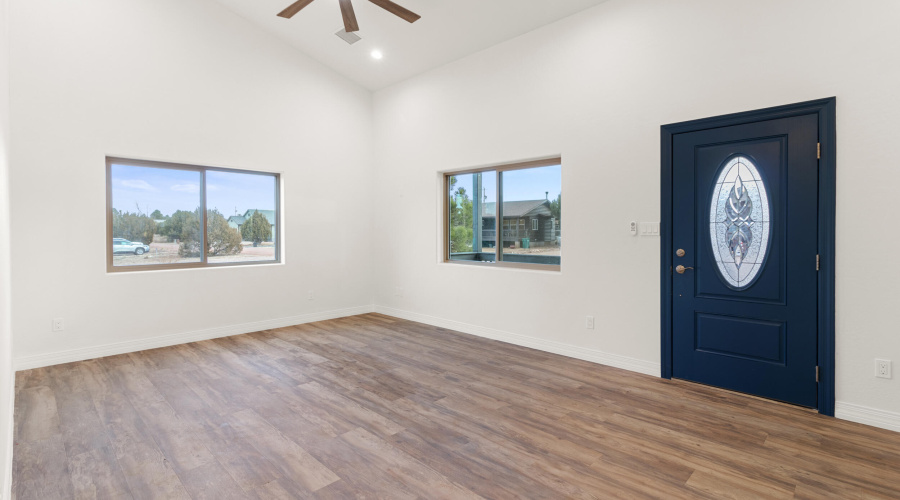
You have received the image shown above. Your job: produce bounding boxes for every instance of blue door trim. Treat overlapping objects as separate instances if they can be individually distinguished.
[660,97,836,416]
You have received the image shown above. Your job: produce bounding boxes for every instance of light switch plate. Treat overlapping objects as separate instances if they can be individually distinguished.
[640,222,660,236]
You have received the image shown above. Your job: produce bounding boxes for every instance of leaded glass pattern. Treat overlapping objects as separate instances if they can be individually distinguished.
[709,156,770,289]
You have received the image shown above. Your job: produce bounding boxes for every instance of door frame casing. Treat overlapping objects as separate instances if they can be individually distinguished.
[660,97,836,416]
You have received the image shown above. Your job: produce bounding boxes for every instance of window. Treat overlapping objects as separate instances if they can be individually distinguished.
[106,157,280,272]
[709,156,770,289]
[444,158,561,270]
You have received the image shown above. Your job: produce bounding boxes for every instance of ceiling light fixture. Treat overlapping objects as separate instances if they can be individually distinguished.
[371,50,384,60]
[277,0,420,34]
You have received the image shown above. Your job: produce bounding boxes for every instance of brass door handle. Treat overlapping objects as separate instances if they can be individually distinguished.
[675,265,694,274]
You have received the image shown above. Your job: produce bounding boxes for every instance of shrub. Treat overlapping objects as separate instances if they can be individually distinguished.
[241,210,272,247]
[177,209,243,257]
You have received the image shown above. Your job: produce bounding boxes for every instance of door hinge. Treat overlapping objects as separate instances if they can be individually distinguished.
[816,254,820,271]
[817,142,821,160]
[816,366,820,383]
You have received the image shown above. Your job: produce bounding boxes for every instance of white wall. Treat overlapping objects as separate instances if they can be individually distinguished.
[373,0,900,423]
[8,0,376,364]
[0,0,11,493]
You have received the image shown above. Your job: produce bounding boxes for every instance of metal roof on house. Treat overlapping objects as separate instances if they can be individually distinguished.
[227,209,276,227]
[482,200,551,218]
[243,209,276,225]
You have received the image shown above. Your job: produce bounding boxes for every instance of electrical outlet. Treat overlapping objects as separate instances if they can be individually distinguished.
[585,316,595,329]
[307,291,315,301]
[876,359,892,379]
[52,318,65,332]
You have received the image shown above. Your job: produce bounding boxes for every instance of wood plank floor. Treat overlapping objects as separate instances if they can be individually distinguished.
[12,313,900,499]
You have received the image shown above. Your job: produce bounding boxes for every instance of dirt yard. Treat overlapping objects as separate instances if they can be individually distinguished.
[483,245,561,256]
[112,241,276,266]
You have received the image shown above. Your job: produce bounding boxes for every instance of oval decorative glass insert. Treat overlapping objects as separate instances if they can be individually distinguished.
[709,156,771,289]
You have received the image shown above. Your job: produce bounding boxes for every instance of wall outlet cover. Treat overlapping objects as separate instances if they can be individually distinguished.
[876,359,892,379]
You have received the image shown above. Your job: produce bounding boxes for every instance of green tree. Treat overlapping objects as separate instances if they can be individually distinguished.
[241,210,273,247]
[177,209,203,257]
[150,209,165,220]
[448,176,474,253]
[165,210,198,241]
[111,209,157,245]
[549,193,561,229]
[179,209,243,257]
[207,209,243,256]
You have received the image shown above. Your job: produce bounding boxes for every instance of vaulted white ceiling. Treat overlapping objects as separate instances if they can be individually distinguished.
[211,0,609,90]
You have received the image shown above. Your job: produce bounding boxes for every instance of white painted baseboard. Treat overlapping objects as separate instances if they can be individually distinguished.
[14,303,898,437]
[374,305,661,377]
[835,401,900,433]
[374,307,900,434]
[13,304,375,371]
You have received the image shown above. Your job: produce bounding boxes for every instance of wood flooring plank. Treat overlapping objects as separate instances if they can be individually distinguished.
[386,428,538,500]
[14,435,74,500]
[227,409,340,493]
[338,427,484,500]
[293,381,405,437]
[260,335,330,365]
[68,445,131,500]
[15,385,60,443]
[12,314,900,499]
[113,438,190,500]
[187,408,284,492]
[249,477,315,499]
[685,469,795,499]
[15,367,52,392]
[178,461,246,500]
[103,363,167,409]
[130,401,215,475]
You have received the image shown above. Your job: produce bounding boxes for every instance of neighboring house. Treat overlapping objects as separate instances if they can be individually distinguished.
[480,199,557,248]
[227,209,276,242]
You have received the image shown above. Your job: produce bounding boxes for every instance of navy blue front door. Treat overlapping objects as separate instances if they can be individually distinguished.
[672,114,819,407]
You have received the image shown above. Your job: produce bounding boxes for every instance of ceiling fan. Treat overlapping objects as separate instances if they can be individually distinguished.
[277,0,421,33]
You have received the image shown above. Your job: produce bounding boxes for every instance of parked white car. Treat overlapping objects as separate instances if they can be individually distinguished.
[113,238,150,255]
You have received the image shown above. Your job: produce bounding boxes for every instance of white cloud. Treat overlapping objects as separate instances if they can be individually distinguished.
[121,179,156,191]
[207,184,221,192]
[171,184,200,193]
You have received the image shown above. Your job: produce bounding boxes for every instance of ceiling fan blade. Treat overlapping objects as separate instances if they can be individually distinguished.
[338,0,360,32]
[367,0,421,23]
[277,0,316,19]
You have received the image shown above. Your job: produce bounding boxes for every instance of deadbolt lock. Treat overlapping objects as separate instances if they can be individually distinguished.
[676,249,685,257]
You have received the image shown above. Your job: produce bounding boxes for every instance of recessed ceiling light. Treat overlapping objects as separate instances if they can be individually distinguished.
[371,50,384,60]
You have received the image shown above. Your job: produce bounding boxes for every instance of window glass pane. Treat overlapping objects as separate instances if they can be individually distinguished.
[448,171,497,262]
[709,156,770,289]
[110,164,202,267]
[500,164,561,266]
[206,171,278,264]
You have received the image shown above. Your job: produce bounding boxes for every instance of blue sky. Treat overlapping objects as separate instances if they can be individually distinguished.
[453,165,561,203]
[111,164,276,217]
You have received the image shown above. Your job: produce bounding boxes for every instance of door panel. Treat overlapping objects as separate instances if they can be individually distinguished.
[695,314,785,364]
[672,114,819,408]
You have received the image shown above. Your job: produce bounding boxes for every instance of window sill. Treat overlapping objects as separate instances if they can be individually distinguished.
[441,259,561,273]
[107,260,284,275]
